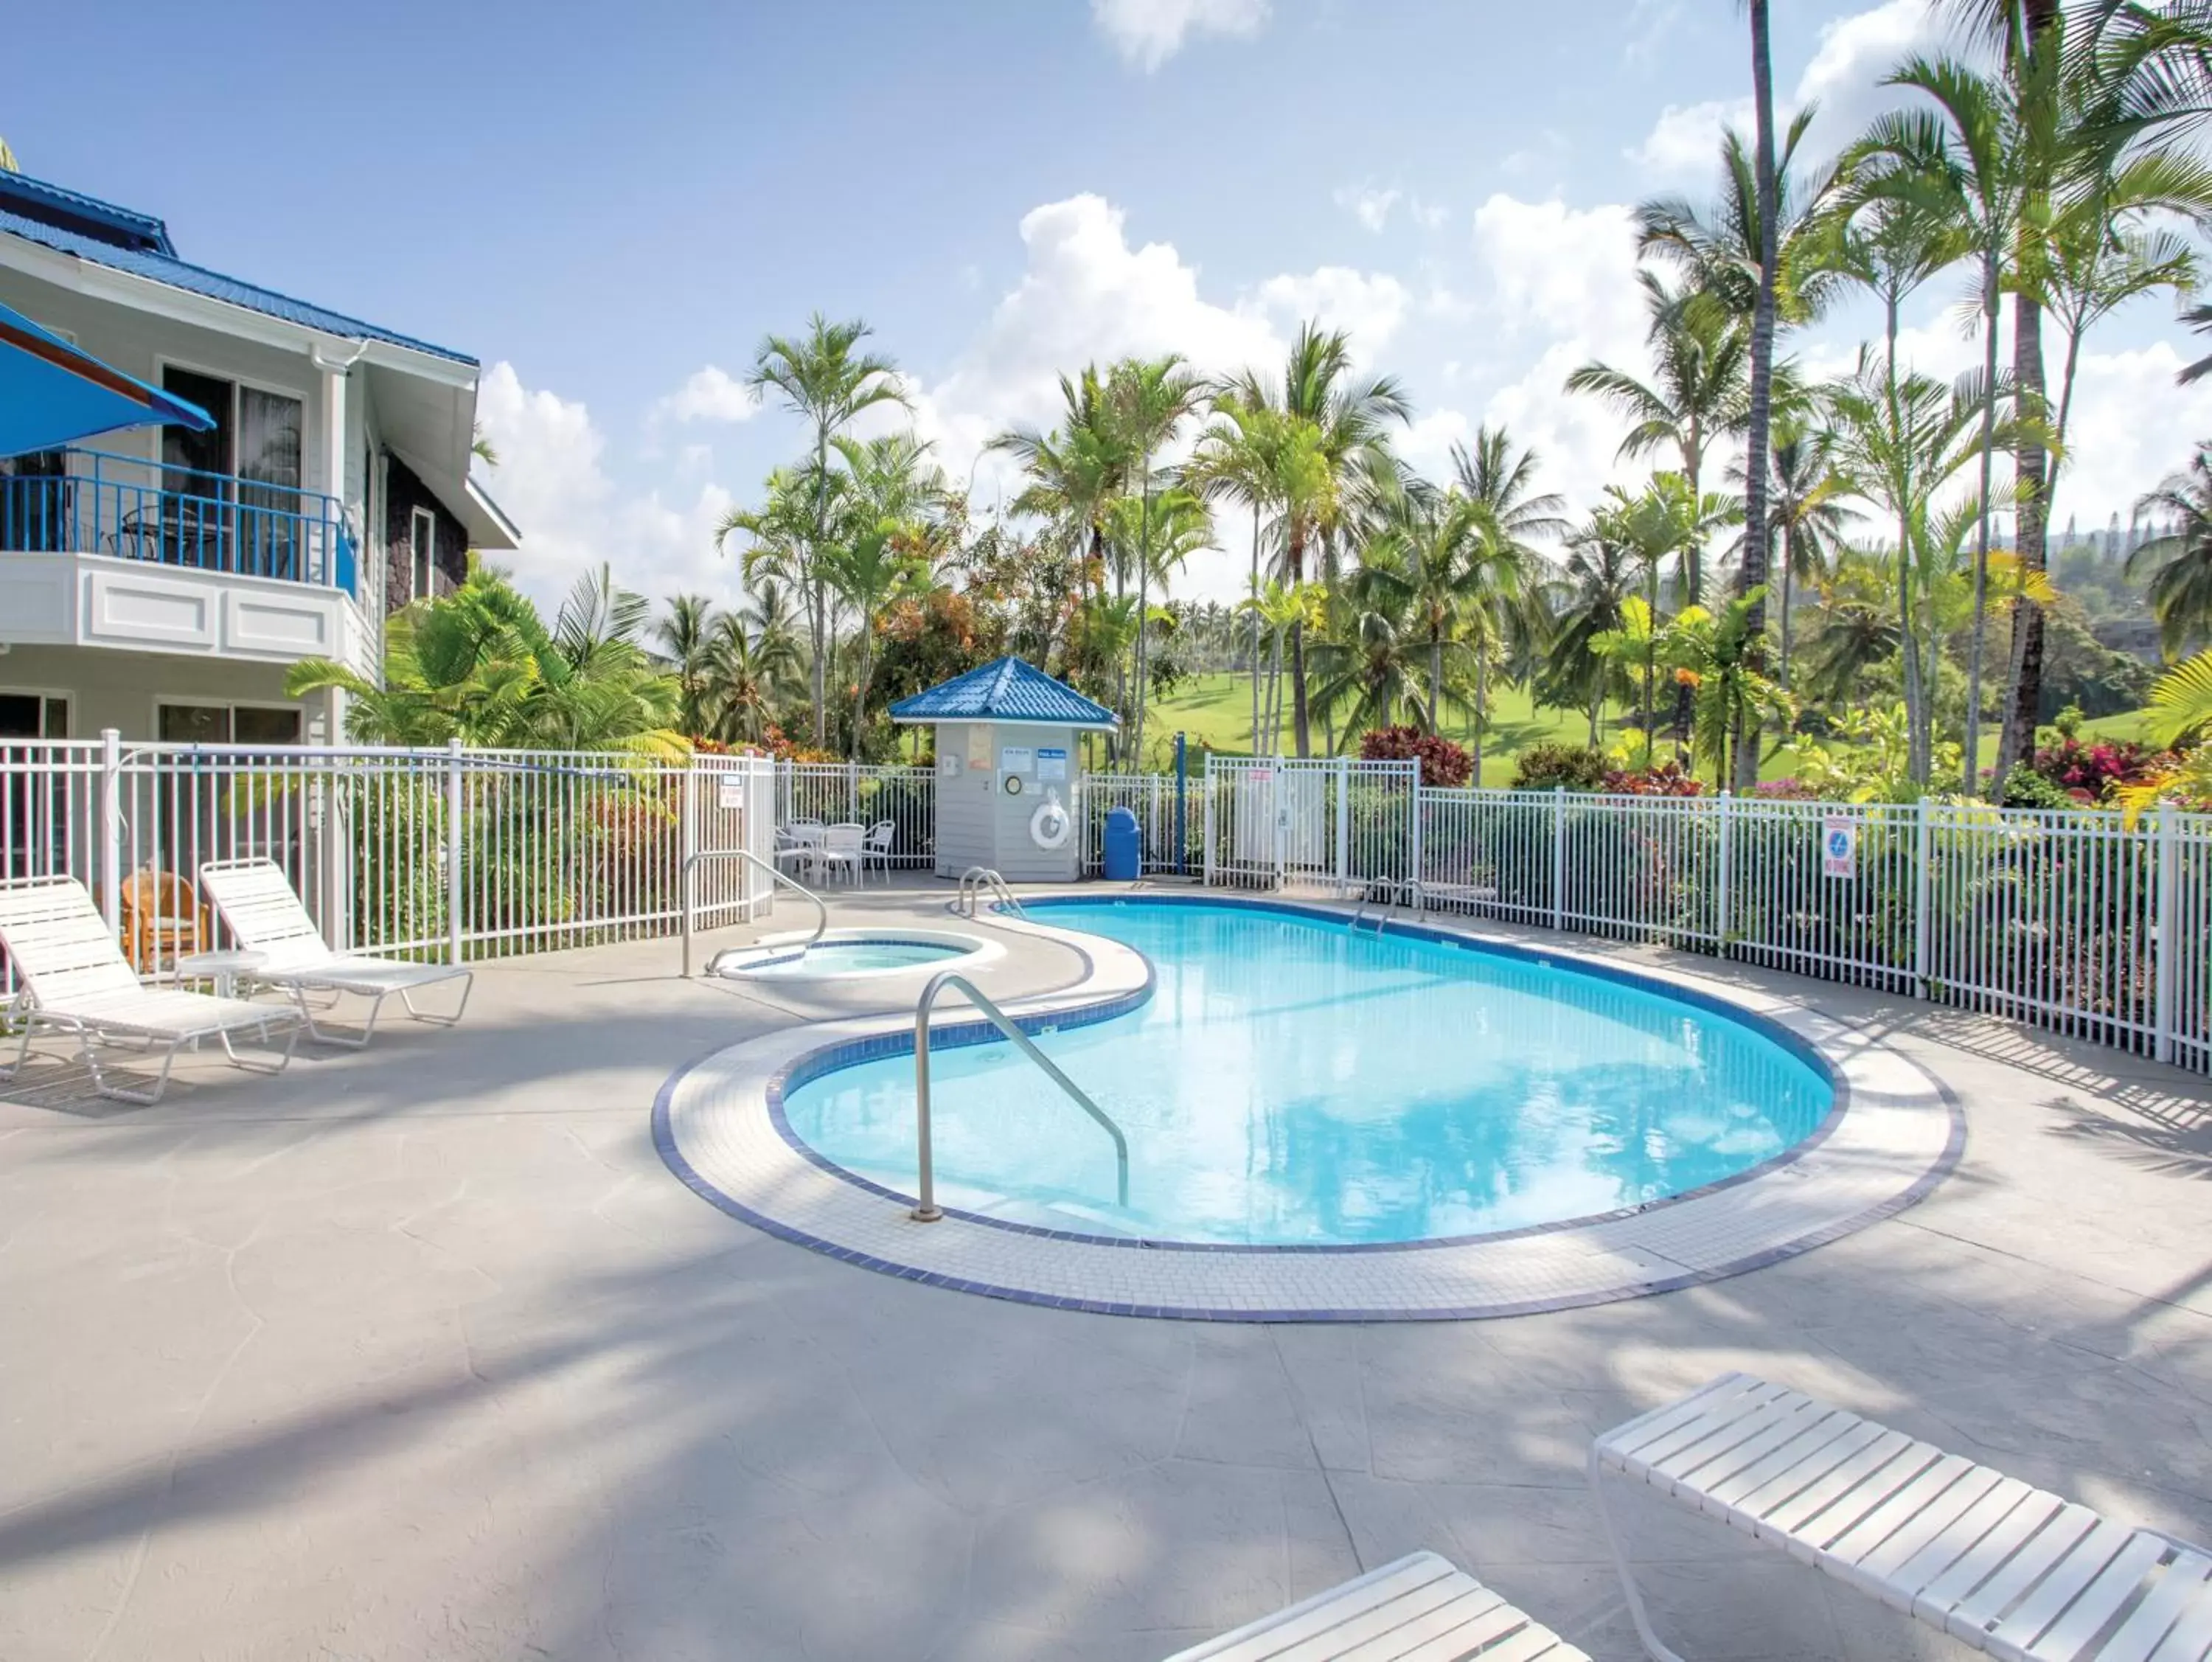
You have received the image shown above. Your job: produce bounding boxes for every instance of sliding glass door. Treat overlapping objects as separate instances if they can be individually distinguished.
[159,369,303,577]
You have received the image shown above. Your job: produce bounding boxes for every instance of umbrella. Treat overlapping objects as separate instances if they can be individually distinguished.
[0,298,214,459]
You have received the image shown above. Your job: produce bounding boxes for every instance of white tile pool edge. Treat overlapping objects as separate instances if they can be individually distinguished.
[655,897,1962,1321]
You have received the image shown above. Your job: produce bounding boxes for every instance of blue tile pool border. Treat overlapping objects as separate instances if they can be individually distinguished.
[653,892,1965,1319]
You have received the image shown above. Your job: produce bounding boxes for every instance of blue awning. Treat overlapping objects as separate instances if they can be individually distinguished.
[0,298,213,459]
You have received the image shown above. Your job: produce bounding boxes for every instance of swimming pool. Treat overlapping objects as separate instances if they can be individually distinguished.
[778,899,1835,1247]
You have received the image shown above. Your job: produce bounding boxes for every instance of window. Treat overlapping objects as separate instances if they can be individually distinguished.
[157,703,302,745]
[0,693,68,739]
[411,506,437,600]
[1,692,71,877]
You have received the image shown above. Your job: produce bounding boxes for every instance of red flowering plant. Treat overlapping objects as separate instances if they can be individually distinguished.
[2025,736,2171,803]
[1358,726,1473,787]
[1601,760,1705,796]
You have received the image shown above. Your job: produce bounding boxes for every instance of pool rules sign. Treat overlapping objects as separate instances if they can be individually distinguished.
[1821,816,1857,880]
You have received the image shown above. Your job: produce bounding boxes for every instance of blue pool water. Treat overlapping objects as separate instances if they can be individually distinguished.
[779,901,1834,1246]
[733,939,970,977]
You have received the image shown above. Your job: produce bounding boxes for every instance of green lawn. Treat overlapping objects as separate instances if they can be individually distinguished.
[1144,671,2168,788]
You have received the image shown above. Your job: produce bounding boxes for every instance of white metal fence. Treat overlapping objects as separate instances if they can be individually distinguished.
[776,762,935,869]
[1,737,776,994]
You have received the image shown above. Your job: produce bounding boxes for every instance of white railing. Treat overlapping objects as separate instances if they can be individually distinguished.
[1199,756,1422,893]
[1,737,776,993]
[776,761,933,869]
[1079,771,1204,875]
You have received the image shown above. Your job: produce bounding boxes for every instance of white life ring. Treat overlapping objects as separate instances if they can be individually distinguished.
[1029,793,1073,852]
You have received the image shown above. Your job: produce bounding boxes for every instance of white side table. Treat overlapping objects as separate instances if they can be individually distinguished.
[174,949,267,999]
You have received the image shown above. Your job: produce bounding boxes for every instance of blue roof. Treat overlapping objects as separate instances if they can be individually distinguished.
[0,172,475,366]
[889,656,1119,728]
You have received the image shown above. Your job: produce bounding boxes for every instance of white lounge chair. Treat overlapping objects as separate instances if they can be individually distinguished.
[0,875,299,1105]
[816,822,865,885]
[198,858,471,1049]
[1591,1371,2212,1662]
[1162,1551,1588,1661]
[862,818,897,883]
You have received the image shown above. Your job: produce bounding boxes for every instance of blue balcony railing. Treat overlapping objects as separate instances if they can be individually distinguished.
[0,448,356,592]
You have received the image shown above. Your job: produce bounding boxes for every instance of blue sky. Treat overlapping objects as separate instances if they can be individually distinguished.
[15,0,2212,609]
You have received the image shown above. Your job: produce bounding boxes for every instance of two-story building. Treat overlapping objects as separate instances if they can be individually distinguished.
[0,170,517,746]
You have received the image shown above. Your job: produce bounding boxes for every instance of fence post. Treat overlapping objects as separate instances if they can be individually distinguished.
[2156,804,2179,1065]
[847,759,860,824]
[1913,798,1933,998]
[98,729,122,939]
[1335,756,1352,894]
[680,759,700,946]
[445,736,465,967]
[1715,790,1733,951]
[1203,757,1217,887]
[1408,762,1424,912]
[1551,785,1565,933]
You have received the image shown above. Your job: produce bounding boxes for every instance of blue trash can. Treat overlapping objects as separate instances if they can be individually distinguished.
[1102,806,1142,880]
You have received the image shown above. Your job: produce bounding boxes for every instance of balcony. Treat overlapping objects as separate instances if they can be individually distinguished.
[0,449,370,671]
[0,448,356,591]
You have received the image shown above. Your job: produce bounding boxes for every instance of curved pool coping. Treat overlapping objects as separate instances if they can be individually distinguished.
[655,892,1964,1321]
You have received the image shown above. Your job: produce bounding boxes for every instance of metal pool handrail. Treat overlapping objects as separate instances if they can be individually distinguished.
[955,866,1026,919]
[908,970,1128,1221]
[682,848,827,977]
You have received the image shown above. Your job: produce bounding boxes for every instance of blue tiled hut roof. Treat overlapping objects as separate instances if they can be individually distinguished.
[889,656,1119,728]
[0,172,475,366]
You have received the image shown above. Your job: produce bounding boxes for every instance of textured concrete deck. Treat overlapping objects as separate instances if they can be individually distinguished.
[4,881,2211,1661]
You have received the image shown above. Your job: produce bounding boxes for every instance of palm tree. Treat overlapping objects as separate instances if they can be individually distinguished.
[990,368,1129,594]
[701,610,804,745]
[1543,518,1639,745]
[1669,587,1790,783]
[1357,497,1481,736]
[1107,355,1205,765]
[742,314,909,746]
[1223,324,1411,757]
[655,594,718,737]
[819,520,931,757]
[1729,414,1855,694]
[1565,273,1750,606]
[1448,425,1568,550]
[1821,350,2006,785]
[1186,392,1299,752]
[1798,549,1905,711]
[2128,452,2212,656]
[1309,568,1432,741]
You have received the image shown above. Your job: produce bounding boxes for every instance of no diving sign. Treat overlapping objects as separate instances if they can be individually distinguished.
[1821,816,1857,880]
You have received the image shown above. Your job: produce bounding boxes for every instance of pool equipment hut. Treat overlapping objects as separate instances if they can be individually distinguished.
[890,656,1116,882]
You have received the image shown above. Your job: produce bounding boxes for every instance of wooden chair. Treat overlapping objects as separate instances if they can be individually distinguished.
[116,866,212,974]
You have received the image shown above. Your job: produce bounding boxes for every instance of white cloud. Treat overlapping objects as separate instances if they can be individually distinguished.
[1625,0,1950,185]
[473,362,742,615]
[1335,185,1401,233]
[1252,267,1409,355]
[1090,0,1268,71]
[655,364,757,425]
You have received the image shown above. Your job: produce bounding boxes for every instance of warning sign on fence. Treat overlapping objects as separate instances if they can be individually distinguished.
[1821,816,1857,880]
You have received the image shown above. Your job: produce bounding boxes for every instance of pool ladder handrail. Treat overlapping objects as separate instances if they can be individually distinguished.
[683,847,829,977]
[955,866,1026,919]
[1349,876,1406,933]
[908,970,1128,1221]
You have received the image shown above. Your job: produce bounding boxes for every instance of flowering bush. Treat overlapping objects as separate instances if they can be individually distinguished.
[2023,736,2170,801]
[1750,777,1822,800]
[1602,761,1705,796]
[1359,726,1473,787]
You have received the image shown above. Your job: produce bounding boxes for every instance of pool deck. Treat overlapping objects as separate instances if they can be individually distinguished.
[4,877,2212,1660]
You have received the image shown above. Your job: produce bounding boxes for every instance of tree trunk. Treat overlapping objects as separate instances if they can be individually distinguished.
[1899,507,1926,787]
[1428,636,1444,734]
[1997,287,2051,783]
[1735,0,1778,793]
[1473,636,1489,785]
[1963,251,2002,795]
[1287,524,1312,758]
[1249,515,1261,752]
[1778,520,1795,692]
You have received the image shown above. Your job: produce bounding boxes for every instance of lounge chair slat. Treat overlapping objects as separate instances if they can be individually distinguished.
[1942,1504,2102,1643]
[2031,1533,2170,1661]
[1728,1418,1891,1523]
[1590,1375,2212,1662]
[1596,1372,1761,1461]
[1162,1552,1587,1662]
[2104,1553,2212,1662]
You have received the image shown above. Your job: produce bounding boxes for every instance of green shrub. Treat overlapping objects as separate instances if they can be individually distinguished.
[2000,763,2081,810]
[1510,743,1609,792]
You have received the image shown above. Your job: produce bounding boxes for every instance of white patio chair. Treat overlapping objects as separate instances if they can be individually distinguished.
[775,823,825,881]
[198,858,471,1049]
[1163,1550,1588,1660]
[816,823,865,885]
[1591,1371,2212,1662]
[862,818,897,883]
[0,875,299,1105]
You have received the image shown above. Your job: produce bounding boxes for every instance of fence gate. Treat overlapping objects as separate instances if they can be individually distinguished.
[1202,756,1419,894]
